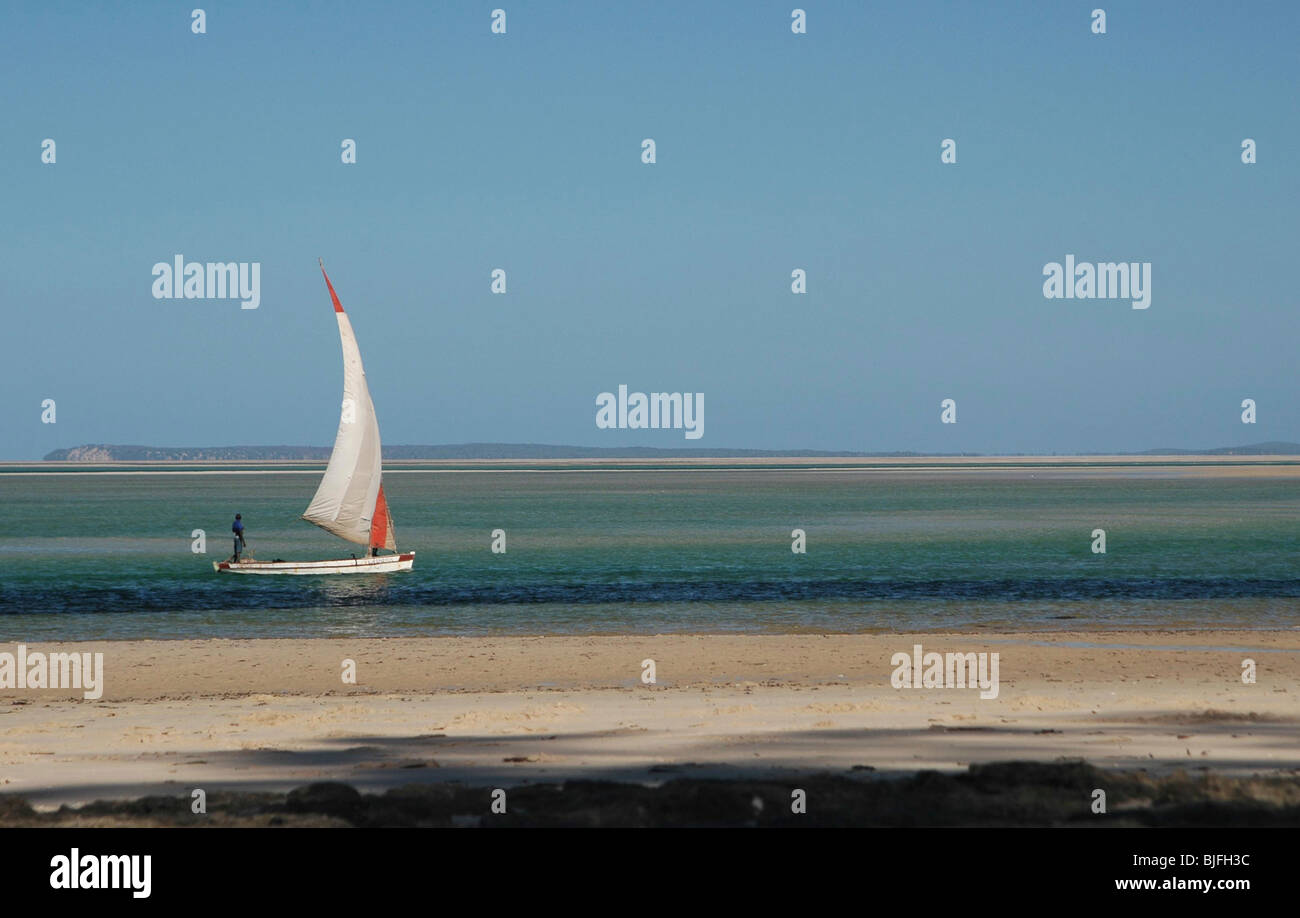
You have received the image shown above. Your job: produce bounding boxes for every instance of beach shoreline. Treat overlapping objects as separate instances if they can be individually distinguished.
[2,631,1295,819]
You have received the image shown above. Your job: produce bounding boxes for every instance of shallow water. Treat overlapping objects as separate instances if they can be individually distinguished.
[1,468,1298,639]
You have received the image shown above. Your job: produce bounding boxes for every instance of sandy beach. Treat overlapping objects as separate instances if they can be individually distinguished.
[2,631,1296,820]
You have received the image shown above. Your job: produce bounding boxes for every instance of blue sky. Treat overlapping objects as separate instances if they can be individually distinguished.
[3,1,1297,459]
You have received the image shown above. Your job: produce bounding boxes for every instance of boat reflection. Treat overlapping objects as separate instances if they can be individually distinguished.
[315,574,393,604]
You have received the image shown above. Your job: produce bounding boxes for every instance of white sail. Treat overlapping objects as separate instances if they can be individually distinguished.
[301,263,397,551]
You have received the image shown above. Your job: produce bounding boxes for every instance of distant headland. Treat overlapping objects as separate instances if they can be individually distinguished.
[41,442,1300,461]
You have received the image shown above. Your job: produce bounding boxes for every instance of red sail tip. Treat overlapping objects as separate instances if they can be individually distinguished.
[320,262,345,313]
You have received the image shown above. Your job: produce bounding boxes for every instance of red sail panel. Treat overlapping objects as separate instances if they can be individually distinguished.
[320,260,346,313]
[369,483,396,551]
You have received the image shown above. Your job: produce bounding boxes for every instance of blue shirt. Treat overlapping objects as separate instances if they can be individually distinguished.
[232,520,244,534]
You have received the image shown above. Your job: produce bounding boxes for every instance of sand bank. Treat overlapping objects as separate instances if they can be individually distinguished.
[1,632,1295,812]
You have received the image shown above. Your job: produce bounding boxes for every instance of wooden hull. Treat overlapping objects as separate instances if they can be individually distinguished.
[213,552,415,575]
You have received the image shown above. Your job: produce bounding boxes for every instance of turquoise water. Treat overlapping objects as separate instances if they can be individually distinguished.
[1,468,1298,638]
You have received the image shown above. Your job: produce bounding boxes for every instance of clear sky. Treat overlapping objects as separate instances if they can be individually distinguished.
[4,1,1297,459]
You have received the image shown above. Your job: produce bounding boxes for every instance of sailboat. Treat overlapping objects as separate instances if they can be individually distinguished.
[213,262,416,575]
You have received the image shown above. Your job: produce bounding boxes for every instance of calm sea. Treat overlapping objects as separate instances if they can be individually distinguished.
[1,467,1298,639]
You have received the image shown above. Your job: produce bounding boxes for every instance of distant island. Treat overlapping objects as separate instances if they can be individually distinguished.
[43,443,937,461]
[41,442,1300,461]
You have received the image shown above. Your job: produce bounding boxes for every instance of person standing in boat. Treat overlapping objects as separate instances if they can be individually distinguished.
[231,514,246,561]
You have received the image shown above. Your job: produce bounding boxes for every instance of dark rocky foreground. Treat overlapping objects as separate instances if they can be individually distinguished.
[3,761,1299,827]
